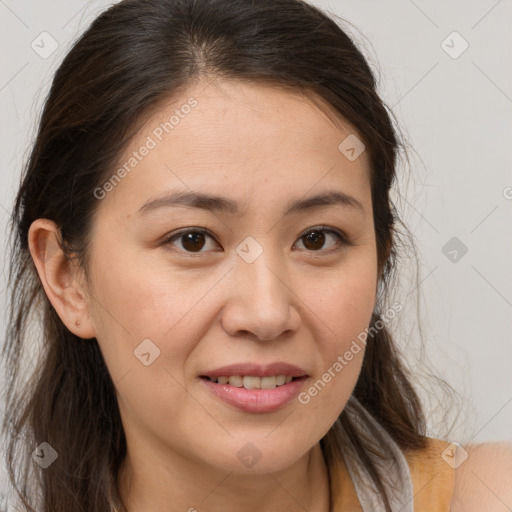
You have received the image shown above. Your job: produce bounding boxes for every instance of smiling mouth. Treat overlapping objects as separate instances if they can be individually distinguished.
[200,375,305,390]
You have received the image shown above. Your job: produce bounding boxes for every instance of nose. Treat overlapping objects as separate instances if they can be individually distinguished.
[221,251,301,341]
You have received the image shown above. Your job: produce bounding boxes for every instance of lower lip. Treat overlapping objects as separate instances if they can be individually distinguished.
[200,377,308,413]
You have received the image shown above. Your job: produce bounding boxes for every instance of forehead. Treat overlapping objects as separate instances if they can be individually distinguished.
[97,78,371,217]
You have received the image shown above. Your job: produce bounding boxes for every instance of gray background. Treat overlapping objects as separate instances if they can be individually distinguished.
[0,2,511,489]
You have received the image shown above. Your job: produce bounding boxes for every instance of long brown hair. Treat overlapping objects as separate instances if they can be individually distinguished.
[2,0,451,510]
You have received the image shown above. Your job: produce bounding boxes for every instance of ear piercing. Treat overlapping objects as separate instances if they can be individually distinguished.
[75,320,81,327]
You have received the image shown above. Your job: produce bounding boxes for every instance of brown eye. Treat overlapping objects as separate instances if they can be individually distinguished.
[302,230,326,251]
[295,227,347,253]
[164,228,219,254]
[181,232,207,252]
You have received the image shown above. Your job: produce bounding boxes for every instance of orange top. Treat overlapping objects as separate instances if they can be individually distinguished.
[329,437,456,511]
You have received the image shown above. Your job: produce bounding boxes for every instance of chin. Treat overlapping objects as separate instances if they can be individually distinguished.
[202,437,315,475]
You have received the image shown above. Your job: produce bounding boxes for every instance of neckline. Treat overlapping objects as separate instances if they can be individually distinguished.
[323,396,415,512]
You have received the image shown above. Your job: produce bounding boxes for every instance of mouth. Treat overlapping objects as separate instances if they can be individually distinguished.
[198,362,309,412]
[199,370,309,413]
[200,374,306,389]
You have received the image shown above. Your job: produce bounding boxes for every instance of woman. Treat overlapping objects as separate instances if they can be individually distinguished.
[2,0,511,511]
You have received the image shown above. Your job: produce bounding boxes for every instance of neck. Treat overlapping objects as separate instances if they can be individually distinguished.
[117,441,331,512]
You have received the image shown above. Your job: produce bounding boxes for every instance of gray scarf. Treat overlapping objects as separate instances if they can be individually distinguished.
[337,395,415,512]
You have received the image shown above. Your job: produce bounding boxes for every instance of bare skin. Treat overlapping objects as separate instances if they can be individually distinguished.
[28,77,512,512]
[451,442,512,512]
[29,77,379,511]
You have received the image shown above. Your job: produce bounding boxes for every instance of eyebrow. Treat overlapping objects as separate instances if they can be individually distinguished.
[137,189,365,218]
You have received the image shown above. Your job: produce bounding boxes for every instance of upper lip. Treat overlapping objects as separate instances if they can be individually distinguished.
[201,362,308,378]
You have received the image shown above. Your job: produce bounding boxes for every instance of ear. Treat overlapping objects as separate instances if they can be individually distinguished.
[28,219,96,339]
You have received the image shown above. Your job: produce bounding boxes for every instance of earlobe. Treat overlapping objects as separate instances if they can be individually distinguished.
[27,219,96,339]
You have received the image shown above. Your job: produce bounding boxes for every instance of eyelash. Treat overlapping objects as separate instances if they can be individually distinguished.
[162,225,351,256]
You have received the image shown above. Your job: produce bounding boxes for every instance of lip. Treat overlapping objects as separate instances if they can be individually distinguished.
[200,375,308,413]
[199,362,309,413]
[200,362,308,378]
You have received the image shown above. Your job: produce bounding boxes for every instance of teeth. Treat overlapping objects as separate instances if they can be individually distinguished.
[208,374,295,389]
[260,376,277,389]
[243,376,260,389]
[228,376,243,387]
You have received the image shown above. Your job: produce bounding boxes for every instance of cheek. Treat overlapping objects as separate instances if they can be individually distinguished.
[307,252,377,343]
[296,312,371,438]
[290,258,376,420]
[89,252,203,442]
[89,232,377,425]
[89,245,214,353]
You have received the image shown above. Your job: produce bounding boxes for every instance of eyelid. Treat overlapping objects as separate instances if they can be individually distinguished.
[162,227,220,254]
[162,225,351,255]
[298,225,350,243]
[295,225,351,253]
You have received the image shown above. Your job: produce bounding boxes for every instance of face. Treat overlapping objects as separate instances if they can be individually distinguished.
[83,78,378,475]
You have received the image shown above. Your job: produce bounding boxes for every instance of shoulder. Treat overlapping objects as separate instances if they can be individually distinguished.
[450,441,512,512]
[404,437,512,512]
